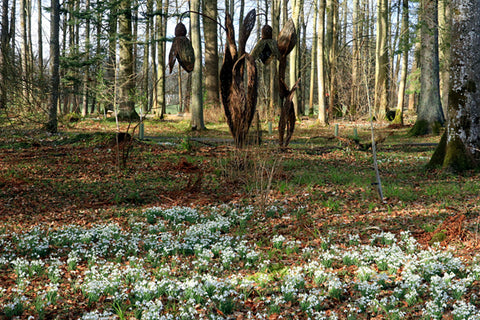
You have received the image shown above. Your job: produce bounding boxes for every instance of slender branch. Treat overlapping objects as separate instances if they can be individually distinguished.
[181,10,226,32]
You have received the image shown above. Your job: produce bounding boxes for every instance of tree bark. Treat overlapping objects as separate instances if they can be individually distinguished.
[308,0,318,116]
[269,0,280,116]
[428,0,480,171]
[47,0,60,133]
[117,0,139,121]
[411,0,445,135]
[374,0,389,119]
[289,0,302,117]
[350,0,360,117]
[317,0,327,125]
[203,0,219,107]
[438,0,451,116]
[0,0,10,109]
[393,0,409,125]
[189,0,205,130]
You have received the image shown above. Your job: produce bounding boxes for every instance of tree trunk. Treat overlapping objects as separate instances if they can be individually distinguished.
[374,0,389,120]
[154,0,168,118]
[269,0,281,116]
[190,0,204,130]
[37,0,43,78]
[308,0,318,116]
[47,0,60,133]
[117,0,139,121]
[393,0,409,125]
[317,0,327,125]
[350,0,359,117]
[142,0,153,114]
[0,0,10,109]
[326,0,338,117]
[289,0,302,117]
[82,0,91,117]
[428,0,480,171]
[411,0,444,135]
[203,0,219,107]
[438,0,451,116]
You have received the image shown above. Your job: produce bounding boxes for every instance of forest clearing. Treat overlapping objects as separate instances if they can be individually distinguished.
[1,0,480,317]
[0,118,479,319]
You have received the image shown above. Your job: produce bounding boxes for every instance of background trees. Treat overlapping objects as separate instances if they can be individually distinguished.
[0,0,475,162]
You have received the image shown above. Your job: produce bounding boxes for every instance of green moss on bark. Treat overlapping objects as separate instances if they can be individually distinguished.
[427,132,446,169]
[443,137,476,172]
[409,119,442,136]
[391,109,403,125]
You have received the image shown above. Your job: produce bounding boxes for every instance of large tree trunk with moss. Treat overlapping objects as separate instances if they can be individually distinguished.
[117,0,139,121]
[374,0,389,120]
[411,0,444,135]
[428,0,480,171]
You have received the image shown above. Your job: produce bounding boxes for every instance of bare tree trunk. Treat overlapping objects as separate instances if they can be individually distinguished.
[289,0,302,117]
[411,0,444,135]
[155,0,168,118]
[47,0,60,133]
[82,0,91,117]
[308,0,318,116]
[393,0,409,125]
[142,0,153,114]
[37,0,43,78]
[0,0,10,109]
[203,0,219,107]
[117,0,139,120]
[190,0,204,130]
[326,0,338,117]
[374,0,389,120]
[317,0,327,125]
[269,0,280,116]
[438,0,451,116]
[350,0,360,117]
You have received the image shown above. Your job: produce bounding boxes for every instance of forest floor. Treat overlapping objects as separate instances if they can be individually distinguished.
[0,115,479,319]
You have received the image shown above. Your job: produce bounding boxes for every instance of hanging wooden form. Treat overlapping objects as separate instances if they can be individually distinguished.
[168,22,195,73]
[220,9,258,148]
[277,19,299,148]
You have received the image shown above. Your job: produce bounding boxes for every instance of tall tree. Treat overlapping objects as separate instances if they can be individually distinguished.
[308,0,318,116]
[393,0,409,124]
[438,0,451,115]
[411,0,444,134]
[269,0,280,115]
[429,0,480,171]
[37,0,43,78]
[350,0,360,116]
[117,0,139,120]
[326,0,338,116]
[47,0,60,133]
[317,0,327,125]
[374,0,389,119]
[0,0,10,109]
[189,0,204,130]
[154,0,168,118]
[82,0,91,116]
[289,0,302,116]
[203,0,219,107]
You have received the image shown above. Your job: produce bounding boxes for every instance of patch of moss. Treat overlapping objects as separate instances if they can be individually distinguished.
[429,229,447,245]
